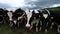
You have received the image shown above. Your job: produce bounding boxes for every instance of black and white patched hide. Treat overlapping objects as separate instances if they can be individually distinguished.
[41,9,51,32]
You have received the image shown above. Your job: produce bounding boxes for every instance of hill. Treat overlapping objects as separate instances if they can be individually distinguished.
[46,6,60,10]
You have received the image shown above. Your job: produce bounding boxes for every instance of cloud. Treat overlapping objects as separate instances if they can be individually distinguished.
[0,0,60,9]
[24,0,60,9]
[0,0,25,7]
[0,3,11,8]
[49,4,60,7]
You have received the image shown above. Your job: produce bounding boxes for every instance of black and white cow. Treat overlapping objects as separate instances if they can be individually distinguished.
[13,8,27,28]
[40,9,51,32]
[49,10,60,33]
[3,8,17,28]
[0,8,5,24]
[25,9,41,32]
[3,8,9,24]
[4,8,26,29]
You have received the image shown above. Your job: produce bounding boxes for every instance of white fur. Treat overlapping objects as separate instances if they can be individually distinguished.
[7,12,13,21]
[13,20,17,24]
[25,9,32,27]
[43,14,48,19]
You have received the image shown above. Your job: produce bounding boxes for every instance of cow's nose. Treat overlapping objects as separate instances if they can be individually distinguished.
[9,19,12,21]
[25,24,30,28]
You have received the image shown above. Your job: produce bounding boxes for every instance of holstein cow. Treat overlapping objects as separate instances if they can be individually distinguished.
[7,11,14,27]
[5,8,16,28]
[41,9,51,32]
[14,8,27,28]
[5,8,26,28]
[5,8,22,28]
[25,9,32,28]
[0,8,5,24]
[30,10,40,32]
[49,10,60,33]
[25,9,40,32]
[3,8,9,24]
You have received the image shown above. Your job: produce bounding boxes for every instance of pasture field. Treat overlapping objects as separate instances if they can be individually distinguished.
[0,23,59,34]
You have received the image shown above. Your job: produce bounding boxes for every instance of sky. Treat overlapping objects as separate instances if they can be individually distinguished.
[0,0,60,9]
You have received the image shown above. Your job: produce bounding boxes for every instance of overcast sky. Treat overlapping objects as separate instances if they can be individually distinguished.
[0,0,60,9]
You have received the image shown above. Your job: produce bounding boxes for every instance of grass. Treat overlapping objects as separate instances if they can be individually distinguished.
[0,23,59,34]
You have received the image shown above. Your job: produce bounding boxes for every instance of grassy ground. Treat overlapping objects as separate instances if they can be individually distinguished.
[0,24,59,34]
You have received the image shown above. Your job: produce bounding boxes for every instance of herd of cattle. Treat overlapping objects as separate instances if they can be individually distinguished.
[0,8,60,33]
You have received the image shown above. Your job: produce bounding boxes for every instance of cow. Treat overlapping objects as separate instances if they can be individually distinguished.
[49,10,60,33]
[13,8,27,28]
[3,8,9,24]
[25,9,41,32]
[3,8,17,28]
[40,9,51,32]
[0,8,5,24]
[25,9,33,28]
[7,11,14,27]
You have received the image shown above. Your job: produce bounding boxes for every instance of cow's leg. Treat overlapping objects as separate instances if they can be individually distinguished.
[30,21,34,30]
[39,21,42,31]
[42,20,46,31]
[13,20,17,29]
[17,22,20,28]
[10,21,13,27]
[45,22,48,33]
[45,20,50,33]
[57,25,60,33]
[50,22,54,29]
[36,21,39,32]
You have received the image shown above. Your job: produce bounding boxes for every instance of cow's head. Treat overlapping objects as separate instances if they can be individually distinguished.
[7,11,13,21]
[25,9,33,28]
[42,9,49,19]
